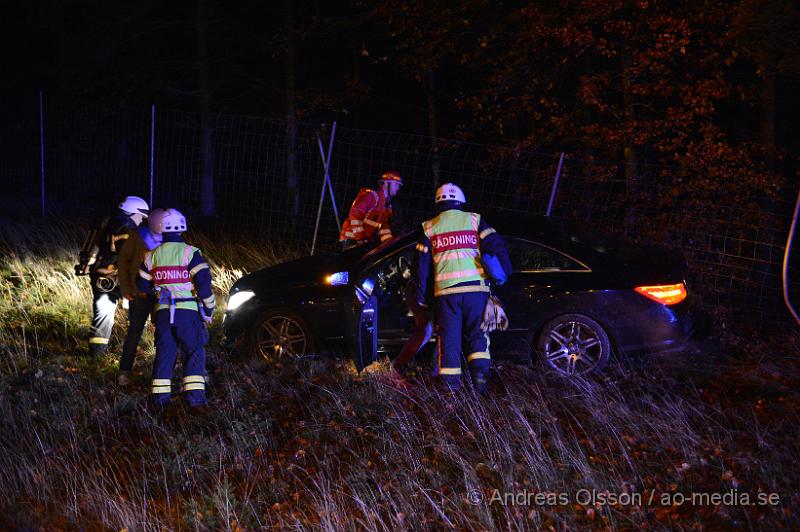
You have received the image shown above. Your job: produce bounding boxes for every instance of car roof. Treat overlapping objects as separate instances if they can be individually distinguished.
[357,212,681,274]
[370,214,604,257]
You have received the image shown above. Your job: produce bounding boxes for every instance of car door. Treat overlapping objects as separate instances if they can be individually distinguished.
[489,237,591,358]
[350,242,417,370]
[352,293,379,371]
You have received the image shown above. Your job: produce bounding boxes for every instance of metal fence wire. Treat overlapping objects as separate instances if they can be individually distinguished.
[3,94,799,330]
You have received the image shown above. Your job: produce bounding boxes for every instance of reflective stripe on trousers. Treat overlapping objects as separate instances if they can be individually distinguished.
[435,290,491,393]
[89,275,122,355]
[151,308,208,407]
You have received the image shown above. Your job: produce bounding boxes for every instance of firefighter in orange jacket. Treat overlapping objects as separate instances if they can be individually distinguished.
[339,170,403,250]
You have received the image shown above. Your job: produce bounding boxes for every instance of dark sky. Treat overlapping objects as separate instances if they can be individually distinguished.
[0,1,433,133]
[2,1,799,157]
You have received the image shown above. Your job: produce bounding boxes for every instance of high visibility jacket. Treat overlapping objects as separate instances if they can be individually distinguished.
[339,188,394,244]
[142,242,208,314]
[422,210,489,297]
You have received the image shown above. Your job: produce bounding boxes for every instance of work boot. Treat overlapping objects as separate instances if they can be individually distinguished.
[117,370,131,387]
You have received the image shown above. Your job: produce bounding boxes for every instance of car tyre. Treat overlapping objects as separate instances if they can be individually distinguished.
[251,309,316,361]
[536,313,611,377]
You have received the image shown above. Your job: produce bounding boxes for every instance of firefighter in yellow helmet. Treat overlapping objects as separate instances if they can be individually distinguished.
[413,183,511,393]
[339,170,403,250]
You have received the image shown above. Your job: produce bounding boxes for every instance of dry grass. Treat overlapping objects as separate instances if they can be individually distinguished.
[1,216,799,530]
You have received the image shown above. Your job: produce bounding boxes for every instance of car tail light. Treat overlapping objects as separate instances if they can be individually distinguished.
[634,283,687,305]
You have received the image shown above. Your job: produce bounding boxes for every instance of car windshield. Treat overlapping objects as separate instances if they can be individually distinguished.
[359,230,418,262]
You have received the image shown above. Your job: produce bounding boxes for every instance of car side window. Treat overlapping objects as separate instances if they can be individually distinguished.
[505,237,589,272]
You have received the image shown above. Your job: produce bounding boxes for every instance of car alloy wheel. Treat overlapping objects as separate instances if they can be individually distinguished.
[538,313,611,376]
[254,310,314,360]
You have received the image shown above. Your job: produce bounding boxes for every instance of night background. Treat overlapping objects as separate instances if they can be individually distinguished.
[1,0,799,529]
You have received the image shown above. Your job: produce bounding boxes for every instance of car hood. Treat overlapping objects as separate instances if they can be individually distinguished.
[232,249,367,292]
[233,254,334,291]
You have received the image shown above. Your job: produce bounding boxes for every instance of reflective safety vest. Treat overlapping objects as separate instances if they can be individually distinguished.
[144,242,206,316]
[422,210,489,297]
[339,188,393,243]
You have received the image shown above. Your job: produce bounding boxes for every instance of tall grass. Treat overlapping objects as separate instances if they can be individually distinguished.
[0,216,798,529]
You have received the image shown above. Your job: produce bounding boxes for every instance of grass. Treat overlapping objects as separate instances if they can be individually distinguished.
[0,216,799,530]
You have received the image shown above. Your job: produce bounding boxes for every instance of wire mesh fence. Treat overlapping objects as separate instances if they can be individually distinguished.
[3,93,799,330]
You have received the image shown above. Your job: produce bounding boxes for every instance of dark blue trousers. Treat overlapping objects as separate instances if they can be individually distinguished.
[151,308,207,407]
[435,291,491,393]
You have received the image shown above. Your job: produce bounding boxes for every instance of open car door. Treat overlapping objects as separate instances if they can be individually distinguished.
[351,293,379,371]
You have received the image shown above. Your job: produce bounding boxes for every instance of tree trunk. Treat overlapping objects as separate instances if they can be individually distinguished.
[622,47,638,232]
[582,52,596,223]
[756,59,778,279]
[197,0,215,217]
[760,62,776,174]
[285,0,300,218]
[424,68,440,184]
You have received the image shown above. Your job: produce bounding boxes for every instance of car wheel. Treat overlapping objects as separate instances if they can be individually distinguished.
[252,309,316,360]
[536,313,611,377]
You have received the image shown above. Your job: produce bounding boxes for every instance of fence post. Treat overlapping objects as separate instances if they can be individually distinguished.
[39,90,45,218]
[324,123,340,229]
[150,104,155,207]
[546,152,565,218]
[310,122,338,255]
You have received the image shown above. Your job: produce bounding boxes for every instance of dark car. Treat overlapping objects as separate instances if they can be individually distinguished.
[222,217,695,377]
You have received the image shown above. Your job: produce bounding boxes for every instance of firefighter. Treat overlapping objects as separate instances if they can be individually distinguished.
[79,195,150,357]
[339,170,403,250]
[136,209,215,410]
[116,208,166,386]
[414,183,511,394]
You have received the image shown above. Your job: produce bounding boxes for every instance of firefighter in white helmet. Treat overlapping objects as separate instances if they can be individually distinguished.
[413,183,511,393]
[137,209,215,410]
[76,195,150,357]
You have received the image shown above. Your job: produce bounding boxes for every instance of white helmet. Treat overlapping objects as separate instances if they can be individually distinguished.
[119,196,150,217]
[435,183,466,203]
[161,208,187,233]
[147,208,168,234]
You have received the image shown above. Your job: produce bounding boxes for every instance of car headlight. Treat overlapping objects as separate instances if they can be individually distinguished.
[325,271,349,286]
[226,290,255,311]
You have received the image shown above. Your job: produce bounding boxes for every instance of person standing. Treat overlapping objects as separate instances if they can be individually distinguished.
[339,170,403,250]
[136,209,215,410]
[414,183,511,394]
[77,195,150,358]
[116,208,166,386]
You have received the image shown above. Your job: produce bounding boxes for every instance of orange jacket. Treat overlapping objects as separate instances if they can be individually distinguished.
[339,188,394,243]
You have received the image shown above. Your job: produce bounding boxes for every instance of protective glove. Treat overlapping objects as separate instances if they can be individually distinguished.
[202,306,214,324]
[481,295,509,332]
